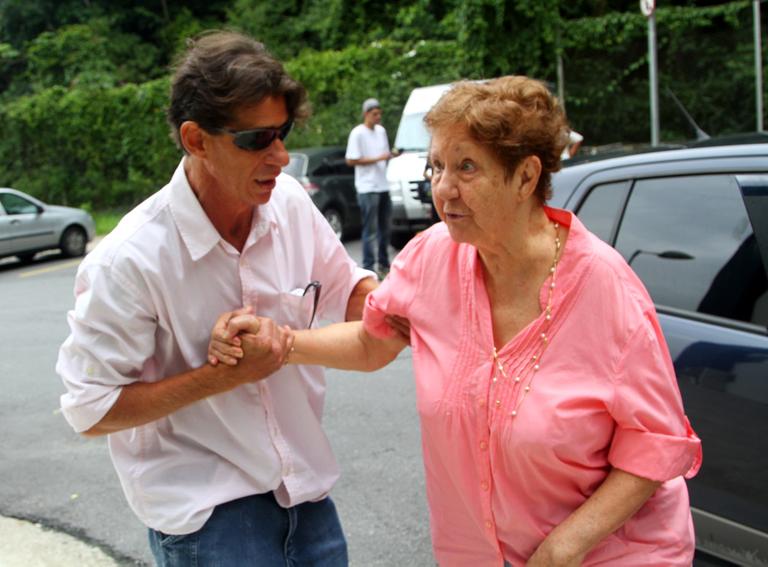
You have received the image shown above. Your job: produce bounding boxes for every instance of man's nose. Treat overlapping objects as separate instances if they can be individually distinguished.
[267,138,290,167]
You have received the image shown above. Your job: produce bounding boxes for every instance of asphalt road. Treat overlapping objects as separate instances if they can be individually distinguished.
[0,240,731,567]
[0,239,433,566]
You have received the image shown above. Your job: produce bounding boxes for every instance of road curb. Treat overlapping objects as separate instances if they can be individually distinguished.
[0,515,122,567]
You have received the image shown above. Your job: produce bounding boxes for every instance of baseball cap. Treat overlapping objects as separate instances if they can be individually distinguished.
[362,98,381,114]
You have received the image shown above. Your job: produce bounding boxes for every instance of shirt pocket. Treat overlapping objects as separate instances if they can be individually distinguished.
[278,289,315,329]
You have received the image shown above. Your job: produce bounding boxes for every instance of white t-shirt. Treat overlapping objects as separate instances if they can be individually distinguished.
[57,159,373,534]
[346,123,390,194]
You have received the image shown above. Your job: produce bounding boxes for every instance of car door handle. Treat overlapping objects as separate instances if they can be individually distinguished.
[10,219,20,225]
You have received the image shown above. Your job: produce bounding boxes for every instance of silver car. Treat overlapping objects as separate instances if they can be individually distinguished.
[0,188,96,262]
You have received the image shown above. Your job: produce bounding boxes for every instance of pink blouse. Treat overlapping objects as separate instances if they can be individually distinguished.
[363,207,702,566]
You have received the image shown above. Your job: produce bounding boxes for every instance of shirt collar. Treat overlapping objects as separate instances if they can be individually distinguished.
[168,158,279,261]
[168,159,220,261]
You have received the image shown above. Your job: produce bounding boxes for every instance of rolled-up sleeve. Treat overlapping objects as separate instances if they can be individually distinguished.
[57,262,156,433]
[608,316,702,481]
[363,231,427,339]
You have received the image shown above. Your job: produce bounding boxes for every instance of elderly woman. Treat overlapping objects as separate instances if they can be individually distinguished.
[213,76,702,566]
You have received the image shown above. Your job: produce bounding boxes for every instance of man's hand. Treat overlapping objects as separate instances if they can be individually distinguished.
[209,309,294,385]
[385,315,411,342]
[221,316,294,387]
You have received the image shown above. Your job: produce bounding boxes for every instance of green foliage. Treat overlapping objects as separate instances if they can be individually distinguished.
[285,39,464,148]
[0,79,180,208]
[559,1,766,143]
[454,0,560,78]
[93,209,128,236]
[25,22,117,89]
[0,0,764,212]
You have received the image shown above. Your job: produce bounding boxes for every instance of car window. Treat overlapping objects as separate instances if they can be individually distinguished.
[316,158,352,176]
[284,154,307,178]
[311,151,350,176]
[613,174,767,326]
[0,193,39,215]
[575,181,631,243]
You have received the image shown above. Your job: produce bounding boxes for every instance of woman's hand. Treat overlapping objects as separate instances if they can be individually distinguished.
[208,307,293,367]
[209,307,252,366]
[526,541,584,567]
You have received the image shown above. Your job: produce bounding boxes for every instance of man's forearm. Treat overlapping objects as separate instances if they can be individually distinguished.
[85,323,292,436]
[82,363,251,436]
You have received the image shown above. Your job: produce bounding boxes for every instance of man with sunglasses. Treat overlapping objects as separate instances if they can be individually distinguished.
[57,31,376,567]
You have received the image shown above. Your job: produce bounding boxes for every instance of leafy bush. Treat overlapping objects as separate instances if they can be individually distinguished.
[0,78,179,208]
[0,1,763,211]
[286,39,464,148]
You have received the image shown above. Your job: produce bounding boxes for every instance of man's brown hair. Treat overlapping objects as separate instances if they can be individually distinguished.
[167,30,310,151]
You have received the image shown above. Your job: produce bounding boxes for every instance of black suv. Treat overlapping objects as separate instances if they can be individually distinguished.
[549,143,768,566]
[285,147,360,240]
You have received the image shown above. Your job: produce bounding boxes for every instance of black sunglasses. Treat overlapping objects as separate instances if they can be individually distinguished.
[211,119,293,151]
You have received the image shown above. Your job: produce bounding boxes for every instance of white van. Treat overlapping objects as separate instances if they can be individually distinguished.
[387,83,451,248]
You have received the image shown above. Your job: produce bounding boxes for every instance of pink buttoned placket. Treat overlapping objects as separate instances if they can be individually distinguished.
[490,220,561,419]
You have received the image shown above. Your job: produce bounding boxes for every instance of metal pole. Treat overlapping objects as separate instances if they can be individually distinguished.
[648,12,660,146]
[755,0,764,132]
[556,7,566,113]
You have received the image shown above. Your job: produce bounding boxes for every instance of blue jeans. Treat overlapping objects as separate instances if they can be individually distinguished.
[357,191,391,271]
[148,493,348,567]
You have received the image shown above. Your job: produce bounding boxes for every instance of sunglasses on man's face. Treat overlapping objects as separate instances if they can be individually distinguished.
[211,119,293,152]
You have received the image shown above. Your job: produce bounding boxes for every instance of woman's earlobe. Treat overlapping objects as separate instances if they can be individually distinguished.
[519,156,542,199]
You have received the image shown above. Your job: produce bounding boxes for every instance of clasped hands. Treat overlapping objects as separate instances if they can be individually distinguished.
[208,307,293,376]
[207,306,411,381]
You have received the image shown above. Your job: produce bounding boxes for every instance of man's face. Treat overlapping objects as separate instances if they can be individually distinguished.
[203,95,290,207]
[365,107,382,125]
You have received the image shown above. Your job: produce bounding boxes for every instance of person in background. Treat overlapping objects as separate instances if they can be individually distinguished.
[561,128,583,160]
[57,30,377,567]
[346,97,393,278]
[213,76,702,566]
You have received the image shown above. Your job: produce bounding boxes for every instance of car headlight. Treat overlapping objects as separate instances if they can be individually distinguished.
[389,181,403,203]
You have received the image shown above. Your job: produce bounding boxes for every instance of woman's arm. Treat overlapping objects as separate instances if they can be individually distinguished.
[209,313,408,372]
[290,320,406,371]
[526,468,661,566]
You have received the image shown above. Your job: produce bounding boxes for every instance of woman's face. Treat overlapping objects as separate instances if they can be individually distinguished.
[429,124,522,248]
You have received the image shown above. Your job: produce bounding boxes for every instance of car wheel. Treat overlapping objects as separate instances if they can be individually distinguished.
[60,226,87,257]
[16,252,36,264]
[323,207,344,240]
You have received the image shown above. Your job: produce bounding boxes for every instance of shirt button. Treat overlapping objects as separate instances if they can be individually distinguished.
[485,520,493,529]
[479,441,488,450]
[479,399,486,407]
[480,481,489,491]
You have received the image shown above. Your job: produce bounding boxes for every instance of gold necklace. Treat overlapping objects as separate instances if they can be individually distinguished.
[491,221,561,418]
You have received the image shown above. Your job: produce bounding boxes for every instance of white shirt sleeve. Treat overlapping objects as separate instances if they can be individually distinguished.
[345,126,362,161]
[57,261,157,432]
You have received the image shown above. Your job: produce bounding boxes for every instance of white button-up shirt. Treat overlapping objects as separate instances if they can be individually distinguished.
[57,159,373,534]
